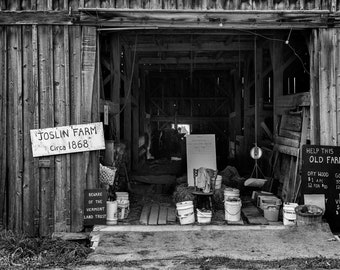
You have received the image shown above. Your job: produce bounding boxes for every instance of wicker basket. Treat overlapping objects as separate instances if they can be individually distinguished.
[99,164,117,186]
[295,205,324,226]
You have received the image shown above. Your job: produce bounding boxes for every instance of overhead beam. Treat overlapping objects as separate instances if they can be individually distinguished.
[133,42,253,52]
[142,63,235,71]
[0,11,76,25]
[151,116,229,122]
[138,56,245,65]
[79,8,332,29]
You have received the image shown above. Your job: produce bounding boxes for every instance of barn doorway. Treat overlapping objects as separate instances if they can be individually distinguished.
[98,28,311,226]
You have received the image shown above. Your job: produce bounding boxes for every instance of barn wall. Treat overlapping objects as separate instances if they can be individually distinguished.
[310,28,340,146]
[0,0,333,11]
[0,25,99,236]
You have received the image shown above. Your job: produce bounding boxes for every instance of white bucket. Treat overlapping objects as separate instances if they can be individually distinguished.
[215,175,222,190]
[176,201,194,216]
[225,198,242,222]
[116,192,129,200]
[197,209,212,224]
[263,204,280,222]
[106,201,118,225]
[176,201,194,225]
[224,188,240,201]
[178,211,195,225]
[117,200,130,220]
[283,202,298,225]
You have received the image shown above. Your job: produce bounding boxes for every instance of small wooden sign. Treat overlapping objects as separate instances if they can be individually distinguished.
[83,189,107,226]
[30,122,105,157]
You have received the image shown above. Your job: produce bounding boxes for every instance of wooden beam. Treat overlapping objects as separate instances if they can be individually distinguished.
[0,11,77,25]
[134,42,253,52]
[138,56,245,64]
[79,9,331,29]
[151,116,229,122]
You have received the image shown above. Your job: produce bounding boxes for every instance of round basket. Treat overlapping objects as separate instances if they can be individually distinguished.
[295,205,324,226]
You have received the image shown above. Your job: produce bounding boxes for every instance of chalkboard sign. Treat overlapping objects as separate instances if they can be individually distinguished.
[84,189,107,225]
[301,145,340,231]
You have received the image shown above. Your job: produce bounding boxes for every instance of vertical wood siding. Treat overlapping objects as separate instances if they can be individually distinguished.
[0,26,7,229]
[0,0,333,10]
[310,28,340,146]
[0,25,99,236]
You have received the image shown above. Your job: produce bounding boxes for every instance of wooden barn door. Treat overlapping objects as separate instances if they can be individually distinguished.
[0,25,99,236]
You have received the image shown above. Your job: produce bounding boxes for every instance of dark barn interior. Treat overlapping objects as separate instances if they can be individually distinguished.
[97,28,312,226]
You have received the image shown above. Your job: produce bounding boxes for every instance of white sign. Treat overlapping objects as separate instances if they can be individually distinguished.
[186,134,217,186]
[30,122,105,157]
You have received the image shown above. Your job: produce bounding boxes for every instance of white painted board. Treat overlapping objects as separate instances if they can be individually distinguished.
[30,122,105,157]
[186,134,217,186]
[304,194,326,212]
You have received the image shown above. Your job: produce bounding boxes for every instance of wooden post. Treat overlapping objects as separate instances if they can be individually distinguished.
[53,25,68,233]
[132,61,139,170]
[32,25,40,235]
[233,71,242,136]
[7,26,23,233]
[336,29,340,145]
[309,29,320,145]
[111,34,121,142]
[319,29,337,146]
[0,26,6,229]
[123,46,132,169]
[69,26,84,232]
[22,25,36,235]
[140,70,146,138]
[63,25,71,229]
[81,27,98,189]
[255,41,264,145]
[38,25,55,236]
[270,35,284,138]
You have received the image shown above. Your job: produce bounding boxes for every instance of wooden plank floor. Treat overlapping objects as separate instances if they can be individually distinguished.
[139,204,177,225]
[138,201,275,225]
[242,202,269,225]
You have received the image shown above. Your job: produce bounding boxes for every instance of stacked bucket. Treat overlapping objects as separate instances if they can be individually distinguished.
[224,188,242,222]
[116,192,130,220]
[176,201,195,225]
[106,191,130,225]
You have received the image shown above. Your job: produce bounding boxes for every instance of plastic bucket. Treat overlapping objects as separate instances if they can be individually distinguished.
[283,202,298,225]
[178,211,195,225]
[197,209,212,224]
[117,200,130,220]
[116,192,129,201]
[295,205,324,226]
[225,198,242,222]
[176,201,194,216]
[215,175,222,190]
[259,196,282,210]
[263,204,280,222]
[224,188,240,201]
[106,201,118,225]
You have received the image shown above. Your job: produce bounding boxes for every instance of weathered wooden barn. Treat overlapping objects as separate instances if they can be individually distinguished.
[1,0,340,236]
